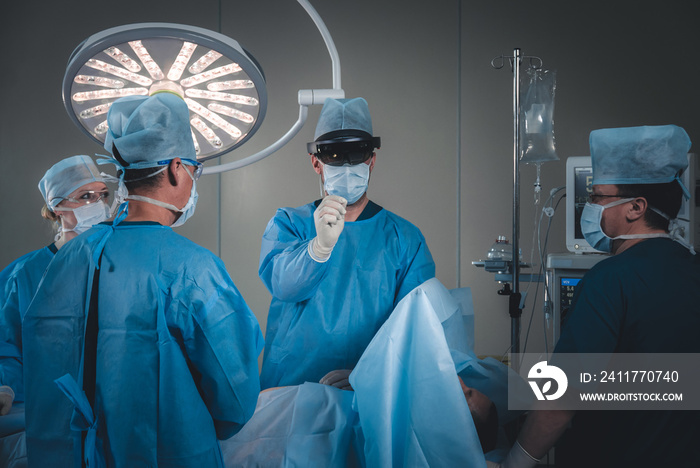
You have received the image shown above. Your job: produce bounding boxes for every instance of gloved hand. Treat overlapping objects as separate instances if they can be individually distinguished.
[319,369,354,391]
[309,195,347,262]
[0,386,15,416]
[487,440,539,468]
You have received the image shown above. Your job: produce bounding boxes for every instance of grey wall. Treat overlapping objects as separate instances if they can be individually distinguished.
[1,1,697,358]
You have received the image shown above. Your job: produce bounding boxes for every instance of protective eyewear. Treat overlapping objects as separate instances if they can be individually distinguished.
[307,137,381,167]
[587,193,637,204]
[59,190,110,205]
[146,158,203,180]
[181,158,204,180]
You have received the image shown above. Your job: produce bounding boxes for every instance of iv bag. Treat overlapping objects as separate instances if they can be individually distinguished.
[520,68,558,164]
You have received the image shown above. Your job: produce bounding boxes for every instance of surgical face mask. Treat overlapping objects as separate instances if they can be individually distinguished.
[170,168,198,228]
[322,162,370,205]
[55,200,111,235]
[126,164,198,227]
[581,198,670,253]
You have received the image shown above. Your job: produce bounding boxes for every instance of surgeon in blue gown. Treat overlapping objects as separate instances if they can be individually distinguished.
[259,97,436,389]
[0,155,109,417]
[22,93,263,468]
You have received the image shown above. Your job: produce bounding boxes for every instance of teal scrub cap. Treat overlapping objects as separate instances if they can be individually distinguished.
[314,97,374,141]
[38,155,104,211]
[104,93,196,167]
[590,125,691,187]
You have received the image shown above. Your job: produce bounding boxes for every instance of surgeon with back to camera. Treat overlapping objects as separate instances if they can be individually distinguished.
[258,97,436,389]
[0,155,110,417]
[21,92,264,468]
[490,125,700,468]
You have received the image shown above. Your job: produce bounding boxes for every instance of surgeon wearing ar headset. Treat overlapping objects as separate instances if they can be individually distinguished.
[0,155,110,416]
[258,97,436,390]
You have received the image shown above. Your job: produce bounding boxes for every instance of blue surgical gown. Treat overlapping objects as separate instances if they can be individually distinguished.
[0,245,56,402]
[553,238,700,468]
[259,200,435,388]
[22,221,264,468]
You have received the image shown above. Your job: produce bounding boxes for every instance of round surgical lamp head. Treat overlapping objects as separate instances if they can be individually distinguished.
[63,23,267,161]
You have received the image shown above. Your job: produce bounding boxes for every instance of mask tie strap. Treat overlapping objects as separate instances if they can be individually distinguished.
[648,206,696,255]
[97,156,128,215]
[674,174,691,201]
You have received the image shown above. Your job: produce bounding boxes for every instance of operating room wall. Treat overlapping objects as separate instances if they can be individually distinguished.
[0,1,697,360]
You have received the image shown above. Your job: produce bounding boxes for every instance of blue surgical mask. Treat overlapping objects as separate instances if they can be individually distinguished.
[581,198,671,253]
[170,169,198,228]
[322,163,370,205]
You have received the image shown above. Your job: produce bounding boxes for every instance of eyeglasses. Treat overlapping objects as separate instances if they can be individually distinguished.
[588,193,620,204]
[150,158,204,180]
[59,190,110,205]
[587,193,637,204]
[181,158,204,180]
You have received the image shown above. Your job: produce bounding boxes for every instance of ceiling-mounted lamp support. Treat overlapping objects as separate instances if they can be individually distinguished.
[202,0,345,174]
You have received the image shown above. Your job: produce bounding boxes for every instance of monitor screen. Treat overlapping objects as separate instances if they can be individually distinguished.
[559,276,582,314]
[559,276,583,329]
[573,166,593,240]
[565,156,598,253]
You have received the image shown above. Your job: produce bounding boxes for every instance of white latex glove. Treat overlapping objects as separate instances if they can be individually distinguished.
[319,369,354,391]
[490,440,539,468]
[0,386,15,416]
[309,195,347,262]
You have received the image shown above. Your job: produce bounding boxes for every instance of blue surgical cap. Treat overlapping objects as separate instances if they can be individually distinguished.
[104,93,196,166]
[590,125,691,186]
[314,97,374,141]
[38,155,104,211]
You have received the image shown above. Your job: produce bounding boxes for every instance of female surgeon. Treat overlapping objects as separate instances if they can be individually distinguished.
[0,155,110,415]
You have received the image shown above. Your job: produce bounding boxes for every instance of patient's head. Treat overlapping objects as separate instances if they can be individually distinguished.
[459,376,499,453]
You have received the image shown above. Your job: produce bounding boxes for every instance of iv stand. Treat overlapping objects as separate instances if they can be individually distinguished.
[491,48,543,370]
[511,48,522,364]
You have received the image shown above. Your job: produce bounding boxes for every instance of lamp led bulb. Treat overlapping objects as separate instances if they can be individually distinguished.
[189,50,223,74]
[128,40,165,80]
[74,75,125,88]
[103,47,141,72]
[167,42,197,81]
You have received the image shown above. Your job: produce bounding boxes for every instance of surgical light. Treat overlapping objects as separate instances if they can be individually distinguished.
[63,23,267,162]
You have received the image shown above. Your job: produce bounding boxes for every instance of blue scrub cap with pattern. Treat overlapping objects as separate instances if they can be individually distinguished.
[38,155,104,211]
[314,97,374,141]
[590,125,691,187]
[104,93,196,167]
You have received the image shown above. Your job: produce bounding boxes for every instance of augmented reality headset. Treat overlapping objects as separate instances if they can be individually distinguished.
[307,135,381,166]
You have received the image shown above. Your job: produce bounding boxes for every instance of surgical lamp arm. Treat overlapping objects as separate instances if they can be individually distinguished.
[202,105,309,175]
[297,0,341,90]
[202,0,344,175]
[201,86,345,175]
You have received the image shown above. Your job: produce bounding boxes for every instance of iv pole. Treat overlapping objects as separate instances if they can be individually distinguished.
[511,48,522,364]
[491,48,543,370]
